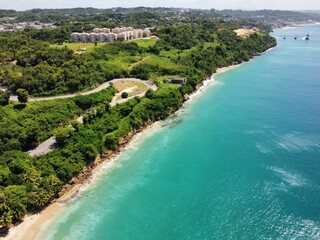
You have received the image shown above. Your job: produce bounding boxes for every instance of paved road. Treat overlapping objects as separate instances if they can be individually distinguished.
[10,78,156,102]
[28,137,56,157]
[26,78,157,157]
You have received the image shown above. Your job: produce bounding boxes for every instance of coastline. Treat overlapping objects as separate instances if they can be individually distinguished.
[3,60,256,240]
[4,121,163,240]
[214,63,243,74]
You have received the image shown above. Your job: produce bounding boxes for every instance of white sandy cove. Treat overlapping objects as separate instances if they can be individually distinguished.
[3,64,243,240]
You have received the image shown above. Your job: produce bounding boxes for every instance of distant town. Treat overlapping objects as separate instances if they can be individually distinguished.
[0,18,56,31]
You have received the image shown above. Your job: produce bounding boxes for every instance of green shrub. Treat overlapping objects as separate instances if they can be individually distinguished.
[121,92,128,98]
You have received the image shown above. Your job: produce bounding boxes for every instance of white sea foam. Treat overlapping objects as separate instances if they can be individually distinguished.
[256,143,271,154]
[275,132,320,152]
[246,124,275,135]
[246,129,265,135]
[187,74,218,101]
[265,47,276,53]
[269,167,307,187]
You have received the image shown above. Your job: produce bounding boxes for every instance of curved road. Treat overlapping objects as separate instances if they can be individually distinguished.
[27,78,157,157]
[10,78,157,102]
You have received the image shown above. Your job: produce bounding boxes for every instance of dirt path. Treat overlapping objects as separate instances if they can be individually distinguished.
[128,56,150,70]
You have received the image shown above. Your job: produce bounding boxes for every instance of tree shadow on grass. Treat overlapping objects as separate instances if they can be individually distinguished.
[13,103,27,110]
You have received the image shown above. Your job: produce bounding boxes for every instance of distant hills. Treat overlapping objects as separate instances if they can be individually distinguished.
[299,10,320,14]
[0,7,319,28]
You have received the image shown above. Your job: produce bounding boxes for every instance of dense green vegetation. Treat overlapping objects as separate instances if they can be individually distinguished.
[0,87,115,155]
[0,37,107,96]
[0,100,81,153]
[0,87,181,228]
[0,7,279,232]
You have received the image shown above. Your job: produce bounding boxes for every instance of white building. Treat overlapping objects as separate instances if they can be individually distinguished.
[98,33,107,42]
[106,33,117,42]
[71,27,152,43]
[89,33,98,42]
[80,33,89,42]
[93,28,102,33]
[112,27,121,34]
[143,29,152,38]
[117,32,128,41]
[71,33,81,42]
[102,28,110,33]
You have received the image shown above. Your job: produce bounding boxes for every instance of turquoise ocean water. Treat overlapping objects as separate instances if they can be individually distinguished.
[44,24,320,239]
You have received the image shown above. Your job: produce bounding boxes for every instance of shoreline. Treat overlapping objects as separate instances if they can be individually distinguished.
[215,63,243,74]
[4,121,163,240]
[3,59,260,240]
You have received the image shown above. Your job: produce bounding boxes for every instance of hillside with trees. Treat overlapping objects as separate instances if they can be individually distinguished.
[0,7,278,233]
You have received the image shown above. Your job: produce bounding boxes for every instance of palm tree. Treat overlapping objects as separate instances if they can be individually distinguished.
[11,205,26,221]
[34,189,51,207]
[0,211,13,227]
[21,169,41,184]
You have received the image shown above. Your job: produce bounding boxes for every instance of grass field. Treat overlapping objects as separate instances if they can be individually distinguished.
[143,56,181,71]
[51,39,157,52]
[160,41,217,58]
[50,42,107,52]
[160,47,196,58]
[106,55,149,71]
[149,75,183,90]
[160,83,181,90]
[130,39,158,48]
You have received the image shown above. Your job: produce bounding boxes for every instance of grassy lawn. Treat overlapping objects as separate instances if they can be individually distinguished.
[143,56,181,71]
[112,80,148,101]
[160,47,196,58]
[160,83,181,90]
[160,41,217,57]
[149,75,182,90]
[105,54,150,71]
[50,42,107,52]
[130,39,158,48]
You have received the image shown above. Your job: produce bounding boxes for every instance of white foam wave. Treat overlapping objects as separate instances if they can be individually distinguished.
[246,130,265,135]
[265,47,276,52]
[187,75,218,101]
[275,133,320,152]
[269,167,307,187]
[245,124,274,135]
[256,143,272,154]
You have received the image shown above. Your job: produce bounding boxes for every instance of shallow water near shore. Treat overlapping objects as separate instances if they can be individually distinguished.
[43,24,320,239]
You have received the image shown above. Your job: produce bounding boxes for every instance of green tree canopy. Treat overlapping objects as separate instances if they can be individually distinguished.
[0,91,10,106]
[16,88,29,103]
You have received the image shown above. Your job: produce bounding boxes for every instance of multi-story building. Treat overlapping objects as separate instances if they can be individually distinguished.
[71,27,152,43]
[106,33,117,42]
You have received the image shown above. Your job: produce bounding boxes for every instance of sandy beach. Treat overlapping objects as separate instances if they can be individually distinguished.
[3,121,163,240]
[4,183,83,240]
[215,63,243,74]
[3,64,241,240]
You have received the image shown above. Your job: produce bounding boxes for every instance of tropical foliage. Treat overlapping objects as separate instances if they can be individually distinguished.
[0,9,278,231]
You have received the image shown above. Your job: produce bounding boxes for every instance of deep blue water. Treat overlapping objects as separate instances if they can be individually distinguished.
[44,24,320,239]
